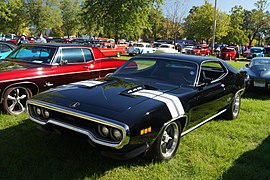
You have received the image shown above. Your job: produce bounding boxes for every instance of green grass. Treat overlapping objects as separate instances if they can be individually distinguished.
[1,60,270,180]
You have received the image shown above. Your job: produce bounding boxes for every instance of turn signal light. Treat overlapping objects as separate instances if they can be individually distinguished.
[140,127,151,135]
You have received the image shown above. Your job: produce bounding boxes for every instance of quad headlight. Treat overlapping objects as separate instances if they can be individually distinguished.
[98,125,123,142]
[32,106,50,119]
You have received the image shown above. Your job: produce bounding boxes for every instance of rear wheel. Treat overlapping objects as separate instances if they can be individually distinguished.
[224,92,241,120]
[148,121,181,161]
[3,86,32,115]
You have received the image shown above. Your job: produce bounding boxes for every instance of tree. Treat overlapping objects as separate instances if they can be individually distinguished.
[183,1,230,44]
[27,0,62,35]
[0,1,12,33]
[243,0,270,46]
[5,0,30,35]
[60,0,81,38]
[82,0,163,42]
[221,6,248,45]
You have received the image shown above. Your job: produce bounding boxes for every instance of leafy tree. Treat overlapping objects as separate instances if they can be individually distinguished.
[60,0,81,38]
[243,0,270,46]
[183,1,230,44]
[0,1,12,33]
[222,6,248,45]
[82,0,163,42]
[5,0,30,35]
[27,0,62,35]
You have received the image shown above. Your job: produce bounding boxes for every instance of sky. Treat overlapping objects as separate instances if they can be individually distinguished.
[162,0,260,17]
[187,0,259,13]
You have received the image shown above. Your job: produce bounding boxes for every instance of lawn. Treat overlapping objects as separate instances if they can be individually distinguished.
[0,56,269,180]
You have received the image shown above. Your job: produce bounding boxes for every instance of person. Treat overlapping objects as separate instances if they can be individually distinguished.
[35,33,47,43]
[16,34,30,45]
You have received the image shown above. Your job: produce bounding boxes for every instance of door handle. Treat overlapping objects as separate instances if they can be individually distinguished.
[221,84,225,88]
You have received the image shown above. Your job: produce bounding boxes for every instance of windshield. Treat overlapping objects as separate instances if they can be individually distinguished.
[7,46,57,64]
[250,59,270,67]
[251,48,263,53]
[112,58,198,86]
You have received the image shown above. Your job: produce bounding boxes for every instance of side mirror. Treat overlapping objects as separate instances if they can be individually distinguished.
[60,59,68,65]
[245,64,249,68]
[203,77,212,84]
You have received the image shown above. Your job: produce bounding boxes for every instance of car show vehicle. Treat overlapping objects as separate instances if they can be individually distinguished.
[0,42,17,59]
[126,42,156,55]
[97,42,126,57]
[155,44,178,54]
[240,57,270,90]
[0,44,125,115]
[187,44,211,56]
[217,46,237,60]
[247,47,265,59]
[28,54,245,161]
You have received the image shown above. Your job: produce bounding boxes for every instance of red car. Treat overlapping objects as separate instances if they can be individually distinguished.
[187,44,211,56]
[217,46,237,60]
[98,42,126,57]
[1,44,125,115]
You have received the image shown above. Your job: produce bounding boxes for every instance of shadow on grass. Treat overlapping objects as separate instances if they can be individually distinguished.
[0,119,150,180]
[222,136,270,180]
[242,89,270,100]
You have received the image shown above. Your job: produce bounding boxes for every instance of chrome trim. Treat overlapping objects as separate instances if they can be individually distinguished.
[181,109,226,136]
[27,100,130,149]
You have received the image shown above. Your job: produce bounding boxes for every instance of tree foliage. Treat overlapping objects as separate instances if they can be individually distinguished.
[183,1,230,43]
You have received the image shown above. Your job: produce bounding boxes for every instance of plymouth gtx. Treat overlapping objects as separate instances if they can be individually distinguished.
[27,54,245,161]
[0,44,125,115]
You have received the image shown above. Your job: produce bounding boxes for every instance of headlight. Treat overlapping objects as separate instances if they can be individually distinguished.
[42,109,50,119]
[98,125,109,137]
[111,129,122,141]
[36,107,42,116]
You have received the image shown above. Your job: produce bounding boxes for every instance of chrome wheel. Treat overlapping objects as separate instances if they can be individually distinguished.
[3,87,31,115]
[116,52,121,57]
[232,93,240,118]
[160,122,180,159]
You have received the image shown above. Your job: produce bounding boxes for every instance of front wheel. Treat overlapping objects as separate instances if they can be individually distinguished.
[224,92,241,120]
[3,86,32,115]
[148,121,181,161]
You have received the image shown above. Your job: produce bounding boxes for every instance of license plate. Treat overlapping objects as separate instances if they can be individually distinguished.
[254,79,265,87]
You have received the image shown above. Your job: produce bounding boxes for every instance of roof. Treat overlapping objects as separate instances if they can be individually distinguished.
[20,43,91,48]
[133,53,219,64]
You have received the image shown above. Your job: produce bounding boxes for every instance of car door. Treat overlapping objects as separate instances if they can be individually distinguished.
[187,60,231,128]
[50,47,99,87]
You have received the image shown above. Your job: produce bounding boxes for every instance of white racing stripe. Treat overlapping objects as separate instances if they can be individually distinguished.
[71,80,104,87]
[133,89,185,118]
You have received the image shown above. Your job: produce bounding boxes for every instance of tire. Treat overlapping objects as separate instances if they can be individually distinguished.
[3,86,32,115]
[148,121,181,161]
[224,92,241,120]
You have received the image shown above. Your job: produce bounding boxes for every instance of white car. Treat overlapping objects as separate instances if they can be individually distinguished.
[181,45,194,54]
[127,43,156,55]
[155,44,178,54]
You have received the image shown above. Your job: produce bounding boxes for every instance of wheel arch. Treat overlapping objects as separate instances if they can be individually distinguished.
[1,82,39,103]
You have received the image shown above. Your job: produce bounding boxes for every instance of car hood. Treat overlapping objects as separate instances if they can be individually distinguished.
[248,65,270,78]
[33,77,193,120]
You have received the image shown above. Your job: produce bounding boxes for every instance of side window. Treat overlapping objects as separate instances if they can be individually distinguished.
[199,61,226,84]
[82,48,93,61]
[62,48,85,63]
[2,44,12,53]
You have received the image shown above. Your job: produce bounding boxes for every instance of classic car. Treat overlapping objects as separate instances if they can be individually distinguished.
[155,44,179,54]
[247,47,265,59]
[217,46,237,60]
[0,42,17,59]
[180,45,194,54]
[98,42,126,57]
[27,54,245,161]
[240,57,270,90]
[0,44,125,115]
[187,44,211,56]
[126,43,156,55]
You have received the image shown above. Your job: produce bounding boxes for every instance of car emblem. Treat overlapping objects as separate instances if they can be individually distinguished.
[69,102,80,108]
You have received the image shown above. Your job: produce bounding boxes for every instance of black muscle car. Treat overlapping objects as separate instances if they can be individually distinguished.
[27,54,245,161]
[240,57,270,90]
